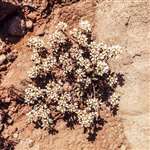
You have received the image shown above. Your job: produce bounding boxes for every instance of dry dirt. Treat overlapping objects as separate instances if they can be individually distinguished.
[0,0,149,150]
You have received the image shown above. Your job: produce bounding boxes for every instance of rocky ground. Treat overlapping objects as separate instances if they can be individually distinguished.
[0,0,149,150]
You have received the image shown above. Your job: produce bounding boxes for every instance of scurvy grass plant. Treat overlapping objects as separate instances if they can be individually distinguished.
[24,20,123,134]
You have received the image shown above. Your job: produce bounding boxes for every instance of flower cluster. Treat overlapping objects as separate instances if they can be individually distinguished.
[24,20,122,132]
[77,110,96,128]
[24,84,45,104]
[27,104,53,129]
[28,36,45,52]
[79,20,92,33]
[109,93,120,107]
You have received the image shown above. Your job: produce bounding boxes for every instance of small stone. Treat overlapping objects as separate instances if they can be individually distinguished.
[13,133,18,138]
[7,118,13,125]
[120,145,126,150]
[0,54,6,65]
[27,139,34,148]
[26,20,33,30]
[4,97,11,103]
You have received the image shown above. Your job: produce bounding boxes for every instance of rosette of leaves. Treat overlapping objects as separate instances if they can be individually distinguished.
[24,20,123,136]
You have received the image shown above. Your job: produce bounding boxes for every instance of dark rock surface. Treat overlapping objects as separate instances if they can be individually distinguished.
[0,1,19,22]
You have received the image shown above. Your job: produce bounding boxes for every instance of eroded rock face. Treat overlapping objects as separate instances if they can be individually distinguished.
[1,38,32,90]
[96,0,150,149]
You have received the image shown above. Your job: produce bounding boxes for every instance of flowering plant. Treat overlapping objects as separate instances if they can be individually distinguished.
[25,20,123,134]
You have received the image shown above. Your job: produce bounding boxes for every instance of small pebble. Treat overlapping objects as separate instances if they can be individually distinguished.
[26,20,33,30]
[4,97,11,103]
[120,145,126,150]
[28,139,34,148]
[13,133,19,138]
[0,54,6,65]
[7,118,13,125]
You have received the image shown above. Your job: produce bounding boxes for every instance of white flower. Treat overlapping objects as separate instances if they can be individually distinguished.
[48,30,67,46]
[28,65,42,79]
[56,22,67,31]
[96,61,109,76]
[108,73,118,87]
[27,105,52,129]
[109,93,120,106]
[28,37,45,52]
[87,98,99,110]
[70,28,88,46]
[77,110,95,128]
[108,45,122,58]
[25,84,44,104]
[79,20,91,32]
[31,52,41,65]
[42,56,56,72]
